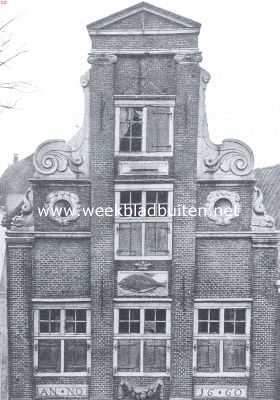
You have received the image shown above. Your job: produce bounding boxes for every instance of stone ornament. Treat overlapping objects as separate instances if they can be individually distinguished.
[33,139,84,177]
[197,68,255,180]
[2,188,34,230]
[117,271,168,297]
[205,190,241,225]
[44,191,81,226]
[87,53,118,65]
[118,380,163,400]
[251,186,275,231]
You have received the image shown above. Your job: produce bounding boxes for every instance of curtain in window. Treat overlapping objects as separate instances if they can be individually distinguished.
[146,106,170,152]
[117,340,140,372]
[197,340,219,372]
[64,339,87,372]
[145,223,168,256]
[38,340,61,373]
[118,223,142,256]
[143,339,166,372]
[223,340,246,372]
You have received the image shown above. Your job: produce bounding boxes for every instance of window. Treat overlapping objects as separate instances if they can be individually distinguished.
[115,100,174,155]
[114,306,170,376]
[193,303,250,377]
[115,185,173,260]
[34,307,91,376]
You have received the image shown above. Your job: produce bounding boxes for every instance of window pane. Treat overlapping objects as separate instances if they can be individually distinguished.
[64,340,87,372]
[143,340,166,372]
[130,309,140,320]
[157,310,166,321]
[224,322,234,334]
[223,340,246,372]
[236,322,245,334]
[210,309,219,321]
[145,309,155,321]
[197,340,219,372]
[76,322,87,334]
[236,309,246,321]
[198,322,208,333]
[225,309,235,321]
[209,322,219,334]
[38,340,61,373]
[119,107,143,153]
[119,309,129,320]
[40,322,49,333]
[118,223,142,256]
[76,310,86,321]
[117,340,140,372]
[39,309,60,334]
[40,310,49,320]
[198,309,208,321]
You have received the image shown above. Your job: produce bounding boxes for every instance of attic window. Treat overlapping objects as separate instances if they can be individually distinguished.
[115,100,174,155]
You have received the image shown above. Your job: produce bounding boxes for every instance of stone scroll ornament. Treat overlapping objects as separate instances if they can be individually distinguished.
[251,186,275,231]
[33,139,84,176]
[197,68,255,180]
[118,380,163,400]
[203,139,254,177]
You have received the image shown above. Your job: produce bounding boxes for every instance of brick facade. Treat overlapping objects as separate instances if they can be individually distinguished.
[2,3,280,400]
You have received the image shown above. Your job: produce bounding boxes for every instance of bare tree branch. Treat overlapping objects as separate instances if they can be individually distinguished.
[0,17,30,110]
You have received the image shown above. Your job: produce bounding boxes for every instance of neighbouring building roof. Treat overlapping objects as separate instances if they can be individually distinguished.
[255,164,280,229]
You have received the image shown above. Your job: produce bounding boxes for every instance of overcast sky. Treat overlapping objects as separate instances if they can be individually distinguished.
[0,0,279,174]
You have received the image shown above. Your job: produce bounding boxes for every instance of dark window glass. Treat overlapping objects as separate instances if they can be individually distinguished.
[39,309,60,334]
[38,340,61,373]
[143,340,166,372]
[65,309,87,334]
[197,340,219,372]
[198,309,220,334]
[224,309,246,335]
[64,340,87,372]
[53,199,72,218]
[223,340,246,372]
[146,191,168,217]
[119,107,143,153]
[144,309,166,334]
[119,309,140,334]
[120,191,142,217]
[117,340,140,372]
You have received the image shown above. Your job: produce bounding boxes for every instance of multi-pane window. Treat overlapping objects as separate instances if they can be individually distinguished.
[34,308,91,375]
[193,304,250,376]
[114,306,170,376]
[115,102,174,155]
[115,186,173,260]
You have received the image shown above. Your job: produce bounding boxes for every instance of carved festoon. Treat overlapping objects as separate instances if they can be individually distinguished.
[118,380,163,400]
[252,186,275,231]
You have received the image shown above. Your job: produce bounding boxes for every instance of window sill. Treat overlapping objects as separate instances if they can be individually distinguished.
[115,255,172,261]
[114,372,170,377]
[116,152,173,158]
[34,372,90,377]
[193,372,249,378]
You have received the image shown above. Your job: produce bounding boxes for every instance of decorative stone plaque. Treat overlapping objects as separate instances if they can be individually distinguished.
[194,385,247,399]
[36,385,88,398]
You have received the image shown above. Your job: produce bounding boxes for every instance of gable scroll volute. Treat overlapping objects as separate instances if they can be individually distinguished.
[197,68,255,181]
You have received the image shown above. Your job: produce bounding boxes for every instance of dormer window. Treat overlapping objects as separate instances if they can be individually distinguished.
[115,98,174,156]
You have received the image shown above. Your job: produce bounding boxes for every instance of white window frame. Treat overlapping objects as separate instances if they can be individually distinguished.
[114,99,175,156]
[33,303,91,377]
[193,302,251,377]
[114,184,173,260]
[113,302,171,377]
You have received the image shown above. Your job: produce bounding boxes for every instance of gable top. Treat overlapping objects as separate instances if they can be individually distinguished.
[87,2,201,33]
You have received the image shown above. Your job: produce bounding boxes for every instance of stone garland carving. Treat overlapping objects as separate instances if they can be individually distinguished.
[118,380,163,400]
[33,139,84,176]
[197,68,255,180]
[205,190,241,225]
[44,191,81,226]
[2,188,34,230]
[251,186,275,231]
